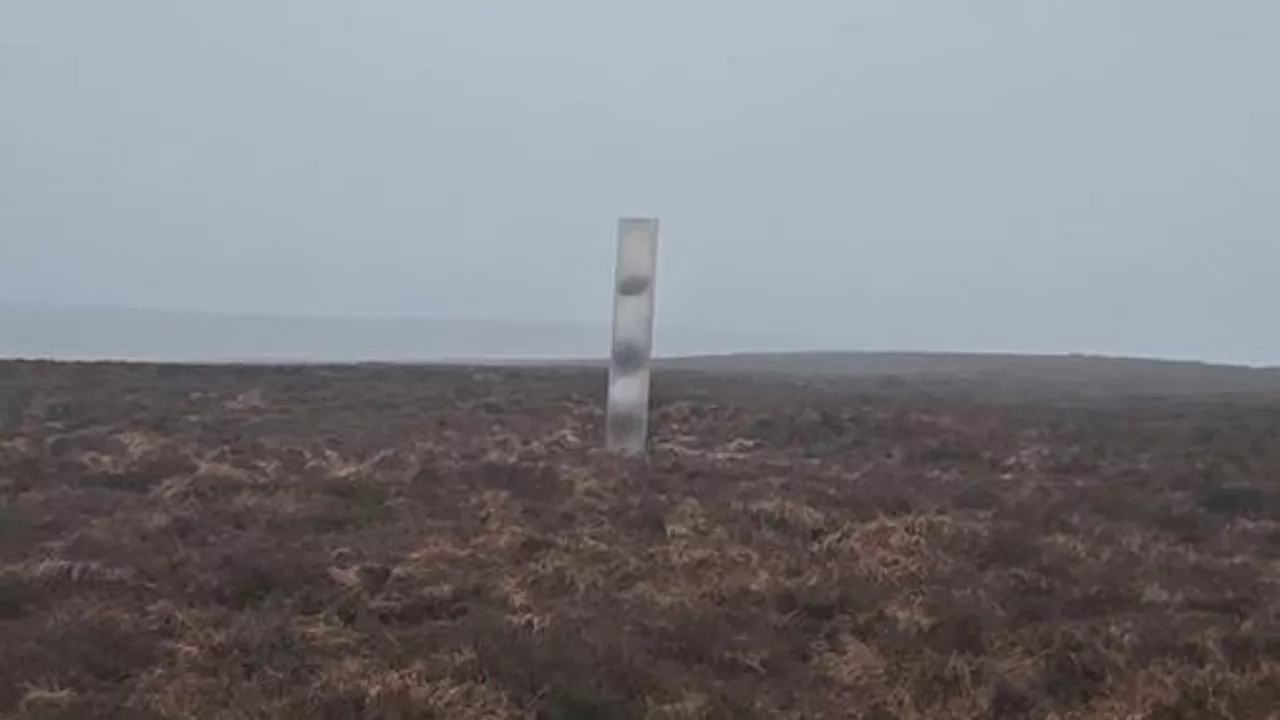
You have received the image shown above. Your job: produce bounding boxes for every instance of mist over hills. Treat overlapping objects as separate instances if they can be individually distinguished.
[4,304,1280,397]
[0,304,811,364]
[661,352,1280,397]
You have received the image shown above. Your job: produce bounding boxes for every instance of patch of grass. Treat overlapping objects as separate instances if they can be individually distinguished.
[2,360,1280,718]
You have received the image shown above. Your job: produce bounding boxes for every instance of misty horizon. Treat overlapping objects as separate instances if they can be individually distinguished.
[0,302,828,363]
[3,302,1276,369]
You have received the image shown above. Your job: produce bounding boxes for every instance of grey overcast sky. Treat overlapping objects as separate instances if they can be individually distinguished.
[1,1,1277,363]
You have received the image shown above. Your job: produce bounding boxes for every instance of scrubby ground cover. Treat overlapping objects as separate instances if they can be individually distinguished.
[2,360,1280,718]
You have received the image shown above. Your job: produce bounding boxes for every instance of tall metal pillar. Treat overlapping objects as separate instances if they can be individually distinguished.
[606,217,659,456]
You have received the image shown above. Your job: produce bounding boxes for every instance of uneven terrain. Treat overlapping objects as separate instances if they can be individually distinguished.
[2,360,1280,718]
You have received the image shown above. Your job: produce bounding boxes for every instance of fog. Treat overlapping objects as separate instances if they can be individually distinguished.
[2,1,1277,364]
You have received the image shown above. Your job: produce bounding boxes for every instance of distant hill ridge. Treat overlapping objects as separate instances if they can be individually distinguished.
[662,351,1280,396]
[3,304,1279,395]
[666,350,1269,374]
[0,304,810,363]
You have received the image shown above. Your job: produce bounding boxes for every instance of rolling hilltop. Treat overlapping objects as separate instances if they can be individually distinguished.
[0,305,808,364]
[662,352,1280,397]
[3,304,1278,396]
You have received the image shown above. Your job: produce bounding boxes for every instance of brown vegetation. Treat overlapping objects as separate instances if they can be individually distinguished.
[2,360,1280,718]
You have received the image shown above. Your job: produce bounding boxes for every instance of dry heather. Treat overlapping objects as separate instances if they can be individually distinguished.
[2,360,1280,719]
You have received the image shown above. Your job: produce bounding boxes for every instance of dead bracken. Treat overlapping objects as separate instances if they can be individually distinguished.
[1,360,1280,718]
